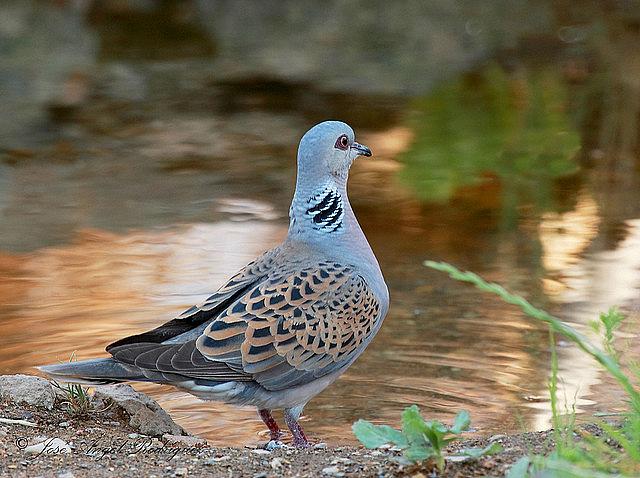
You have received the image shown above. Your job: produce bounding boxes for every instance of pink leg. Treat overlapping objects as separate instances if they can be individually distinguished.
[284,407,310,448]
[258,409,282,441]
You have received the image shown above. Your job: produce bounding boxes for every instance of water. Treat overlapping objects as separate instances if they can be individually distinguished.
[1,0,640,446]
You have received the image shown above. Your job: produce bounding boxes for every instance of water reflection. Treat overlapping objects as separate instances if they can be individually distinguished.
[0,0,639,446]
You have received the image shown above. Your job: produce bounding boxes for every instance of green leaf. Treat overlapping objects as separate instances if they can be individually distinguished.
[457,442,502,458]
[352,420,408,449]
[422,420,447,450]
[506,456,531,478]
[404,444,434,462]
[451,410,471,434]
[401,405,431,447]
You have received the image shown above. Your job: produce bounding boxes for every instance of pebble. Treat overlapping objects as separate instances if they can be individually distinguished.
[174,468,188,476]
[252,473,268,478]
[270,457,284,469]
[204,456,231,464]
[251,449,270,455]
[322,465,345,477]
[265,440,287,451]
[162,434,207,448]
[128,433,140,439]
[446,455,471,462]
[57,472,75,478]
[25,438,71,455]
[313,442,327,449]
[489,434,507,443]
[58,422,69,428]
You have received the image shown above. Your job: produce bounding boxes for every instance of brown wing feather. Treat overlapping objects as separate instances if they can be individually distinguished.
[196,262,382,391]
[106,247,281,352]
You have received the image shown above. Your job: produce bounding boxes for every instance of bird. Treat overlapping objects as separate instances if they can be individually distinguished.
[39,120,389,447]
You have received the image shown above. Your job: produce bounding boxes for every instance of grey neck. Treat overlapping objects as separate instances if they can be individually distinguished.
[286,174,386,304]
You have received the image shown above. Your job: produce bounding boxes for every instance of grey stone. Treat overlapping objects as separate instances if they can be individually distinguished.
[322,466,345,477]
[93,384,185,436]
[204,455,231,464]
[24,437,71,455]
[251,448,270,455]
[0,374,55,410]
[162,434,207,448]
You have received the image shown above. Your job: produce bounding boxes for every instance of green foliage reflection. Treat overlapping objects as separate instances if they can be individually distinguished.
[399,65,580,207]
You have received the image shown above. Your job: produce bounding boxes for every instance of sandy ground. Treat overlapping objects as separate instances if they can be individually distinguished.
[0,395,562,478]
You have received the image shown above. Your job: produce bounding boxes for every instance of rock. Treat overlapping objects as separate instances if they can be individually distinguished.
[174,468,188,477]
[57,471,75,478]
[21,411,34,420]
[489,434,508,443]
[446,455,471,463]
[24,438,71,455]
[204,455,231,464]
[162,434,207,448]
[265,440,286,450]
[0,374,55,410]
[270,457,284,469]
[94,384,184,436]
[251,448,270,455]
[313,442,327,449]
[321,465,344,477]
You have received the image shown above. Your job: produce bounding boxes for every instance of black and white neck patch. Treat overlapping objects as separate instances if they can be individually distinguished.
[305,187,344,233]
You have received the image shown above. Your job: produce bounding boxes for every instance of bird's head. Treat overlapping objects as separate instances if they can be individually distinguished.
[297,121,372,182]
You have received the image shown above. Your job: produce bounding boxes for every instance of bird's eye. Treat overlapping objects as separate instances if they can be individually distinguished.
[335,134,349,150]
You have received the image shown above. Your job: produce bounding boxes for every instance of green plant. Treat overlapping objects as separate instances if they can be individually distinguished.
[424,261,640,412]
[353,405,500,471]
[425,260,640,477]
[51,352,93,417]
[590,307,625,359]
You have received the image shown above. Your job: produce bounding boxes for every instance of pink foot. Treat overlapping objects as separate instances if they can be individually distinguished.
[284,407,310,448]
[258,409,283,441]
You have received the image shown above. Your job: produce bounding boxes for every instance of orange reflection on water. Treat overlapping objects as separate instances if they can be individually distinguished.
[0,220,285,445]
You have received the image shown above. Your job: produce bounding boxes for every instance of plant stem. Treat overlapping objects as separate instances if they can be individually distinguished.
[424,260,640,413]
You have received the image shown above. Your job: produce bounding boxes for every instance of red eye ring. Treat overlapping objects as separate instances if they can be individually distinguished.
[335,134,349,150]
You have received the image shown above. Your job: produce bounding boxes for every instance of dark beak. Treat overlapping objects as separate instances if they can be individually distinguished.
[351,142,372,157]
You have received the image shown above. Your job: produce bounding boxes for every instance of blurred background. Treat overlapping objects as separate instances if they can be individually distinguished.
[1,0,640,445]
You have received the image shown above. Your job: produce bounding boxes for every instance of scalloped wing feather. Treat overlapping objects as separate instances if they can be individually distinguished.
[196,262,382,391]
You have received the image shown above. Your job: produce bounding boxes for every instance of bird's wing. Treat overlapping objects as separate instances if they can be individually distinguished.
[196,262,383,391]
[106,247,282,352]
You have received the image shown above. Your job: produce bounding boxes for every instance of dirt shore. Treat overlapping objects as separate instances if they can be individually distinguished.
[0,393,559,478]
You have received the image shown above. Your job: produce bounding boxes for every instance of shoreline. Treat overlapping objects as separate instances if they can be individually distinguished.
[0,374,560,477]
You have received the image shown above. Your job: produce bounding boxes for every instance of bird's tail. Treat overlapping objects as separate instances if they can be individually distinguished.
[37,358,146,385]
